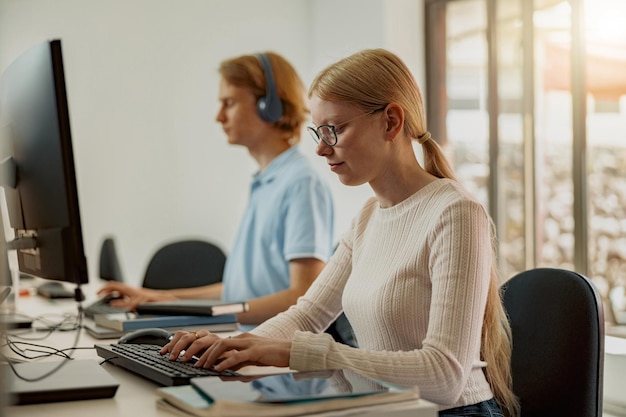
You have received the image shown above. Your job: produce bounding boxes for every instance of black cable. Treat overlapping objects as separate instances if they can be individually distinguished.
[6,312,80,342]
[3,337,73,360]
[99,357,118,366]
[2,294,87,382]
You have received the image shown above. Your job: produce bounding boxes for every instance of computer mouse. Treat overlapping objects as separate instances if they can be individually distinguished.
[117,328,173,346]
[36,281,75,299]
[99,293,124,304]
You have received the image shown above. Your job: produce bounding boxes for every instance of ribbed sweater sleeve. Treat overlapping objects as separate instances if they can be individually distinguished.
[251,179,495,409]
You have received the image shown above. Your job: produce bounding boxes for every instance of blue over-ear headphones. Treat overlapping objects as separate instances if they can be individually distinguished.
[256,53,283,123]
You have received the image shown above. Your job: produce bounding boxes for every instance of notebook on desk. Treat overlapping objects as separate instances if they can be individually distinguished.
[4,359,119,405]
[157,369,420,417]
[135,299,248,316]
[83,320,125,339]
[94,312,239,332]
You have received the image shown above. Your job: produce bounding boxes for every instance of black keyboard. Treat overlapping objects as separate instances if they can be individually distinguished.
[95,343,239,386]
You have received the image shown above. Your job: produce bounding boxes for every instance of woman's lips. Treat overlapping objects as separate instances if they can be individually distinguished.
[329,161,343,172]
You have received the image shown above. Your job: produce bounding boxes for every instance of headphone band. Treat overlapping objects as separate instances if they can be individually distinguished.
[256,53,283,123]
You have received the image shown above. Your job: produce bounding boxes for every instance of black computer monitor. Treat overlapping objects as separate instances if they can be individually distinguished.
[0,39,88,293]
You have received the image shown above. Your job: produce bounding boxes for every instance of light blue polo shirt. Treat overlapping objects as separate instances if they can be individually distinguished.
[221,146,334,331]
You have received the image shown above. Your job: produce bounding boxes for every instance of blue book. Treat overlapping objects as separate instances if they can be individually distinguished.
[135,299,248,316]
[94,312,238,332]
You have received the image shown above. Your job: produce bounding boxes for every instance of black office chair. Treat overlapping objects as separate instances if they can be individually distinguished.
[326,312,357,347]
[98,237,124,282]
[501,268,604,417]
[142,239,227,290]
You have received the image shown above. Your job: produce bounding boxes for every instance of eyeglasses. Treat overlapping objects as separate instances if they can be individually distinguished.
[307,106,386,147]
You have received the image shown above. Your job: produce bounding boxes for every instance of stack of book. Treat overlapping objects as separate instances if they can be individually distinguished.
[94,299,248,332]
[156,369,421,417]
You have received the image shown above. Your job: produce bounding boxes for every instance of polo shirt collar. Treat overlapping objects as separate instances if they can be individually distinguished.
[252,146,299,186]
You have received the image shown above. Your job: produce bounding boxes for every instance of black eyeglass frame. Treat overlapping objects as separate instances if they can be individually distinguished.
[307,106,387,147]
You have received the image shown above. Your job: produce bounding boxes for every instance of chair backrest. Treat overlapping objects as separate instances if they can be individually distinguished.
[501,268,604,417]
[326,312,357,347]
[142,240,226,290]
[98,237,124,282]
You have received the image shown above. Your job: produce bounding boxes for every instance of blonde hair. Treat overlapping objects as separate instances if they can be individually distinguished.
[309,49,520,417]
[219,52,308,142]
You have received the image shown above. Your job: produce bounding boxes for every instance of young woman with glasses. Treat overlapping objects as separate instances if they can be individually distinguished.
[162,49,520,417]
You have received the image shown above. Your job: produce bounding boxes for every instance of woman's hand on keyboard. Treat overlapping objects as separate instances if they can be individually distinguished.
[161,330,291,372]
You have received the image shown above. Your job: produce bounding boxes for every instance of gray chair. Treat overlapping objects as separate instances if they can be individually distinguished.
[98,237,124,282]
[501,268,604,417]
[142,239,226,290]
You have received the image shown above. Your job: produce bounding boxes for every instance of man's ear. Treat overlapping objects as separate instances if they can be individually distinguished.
[383,103,404,142]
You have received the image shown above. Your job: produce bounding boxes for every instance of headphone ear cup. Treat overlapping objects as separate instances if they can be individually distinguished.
[257,96,276,122]
[256,54,283,123]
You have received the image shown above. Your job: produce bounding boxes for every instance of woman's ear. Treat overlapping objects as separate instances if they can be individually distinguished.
[383,103,404,142]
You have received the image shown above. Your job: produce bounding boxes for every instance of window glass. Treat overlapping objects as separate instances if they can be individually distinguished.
[584,0,626,322]
[445,0,489,207]
[433,0,626,313]
[534,1,574,270]
[497,0,525,277]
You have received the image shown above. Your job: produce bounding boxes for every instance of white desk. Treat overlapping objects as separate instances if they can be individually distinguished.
[3,280,438,417]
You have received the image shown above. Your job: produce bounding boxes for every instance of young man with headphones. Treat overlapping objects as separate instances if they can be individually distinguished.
[99,52,335,331]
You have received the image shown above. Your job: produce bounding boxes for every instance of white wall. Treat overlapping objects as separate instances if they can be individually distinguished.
[0,0,424,286]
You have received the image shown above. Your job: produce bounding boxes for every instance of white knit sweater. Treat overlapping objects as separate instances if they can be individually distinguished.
[252,178,495,409]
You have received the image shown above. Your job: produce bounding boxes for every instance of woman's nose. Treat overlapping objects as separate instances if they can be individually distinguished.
[315,140,332,157]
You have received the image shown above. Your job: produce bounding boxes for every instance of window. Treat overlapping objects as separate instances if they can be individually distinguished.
[425,0,626,321]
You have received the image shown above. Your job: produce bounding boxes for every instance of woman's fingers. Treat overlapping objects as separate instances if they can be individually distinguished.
[180,331,217,361]
[161,330,197,358]
[160,330,220,362]
[98,282,135,297]
[193,334,291,371]
[159,332,292,374]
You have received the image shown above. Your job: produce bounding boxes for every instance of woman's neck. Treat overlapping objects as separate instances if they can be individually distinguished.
[370,143,438,208]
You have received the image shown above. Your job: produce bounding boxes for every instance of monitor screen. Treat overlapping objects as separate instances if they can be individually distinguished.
[0,39,88,286]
